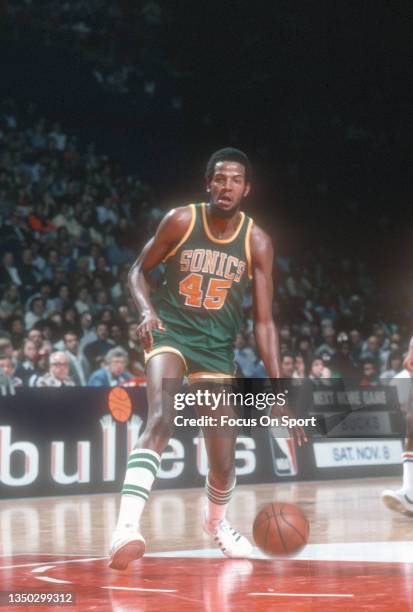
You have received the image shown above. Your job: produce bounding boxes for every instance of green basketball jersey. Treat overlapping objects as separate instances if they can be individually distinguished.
[154,202,253,352]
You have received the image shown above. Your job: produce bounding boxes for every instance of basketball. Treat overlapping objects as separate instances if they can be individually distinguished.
[253,502,309,556]
[108,387,132,423]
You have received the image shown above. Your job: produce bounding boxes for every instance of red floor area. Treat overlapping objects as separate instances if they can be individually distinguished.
[1,554,413,611]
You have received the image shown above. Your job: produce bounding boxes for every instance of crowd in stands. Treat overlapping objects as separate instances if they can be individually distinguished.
[0,100,411,388]
[0,99,159,387]
[4,1,168,96]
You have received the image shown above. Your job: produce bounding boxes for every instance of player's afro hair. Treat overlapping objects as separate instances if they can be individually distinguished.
[205,148,252,183]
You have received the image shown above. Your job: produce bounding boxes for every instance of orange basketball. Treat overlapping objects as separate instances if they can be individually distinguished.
[253,502,309,557]
[108,387,132,422]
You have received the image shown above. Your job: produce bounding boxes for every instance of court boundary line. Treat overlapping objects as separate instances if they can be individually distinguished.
[0,557,106,570]
[248,592,355,598]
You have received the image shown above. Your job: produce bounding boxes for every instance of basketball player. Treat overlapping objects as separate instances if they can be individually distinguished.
[382,336,413,515]
[109,148,306,569]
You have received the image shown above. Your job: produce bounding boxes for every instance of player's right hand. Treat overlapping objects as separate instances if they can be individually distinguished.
[137,314,166,351]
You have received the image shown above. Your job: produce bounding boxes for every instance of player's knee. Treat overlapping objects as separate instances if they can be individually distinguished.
[145,410,175,441]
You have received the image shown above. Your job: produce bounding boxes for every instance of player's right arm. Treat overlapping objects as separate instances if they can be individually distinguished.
[128,206,192,350]
[404,336,413,373]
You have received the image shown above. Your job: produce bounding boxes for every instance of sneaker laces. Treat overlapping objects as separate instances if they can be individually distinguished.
[212,518,241,539]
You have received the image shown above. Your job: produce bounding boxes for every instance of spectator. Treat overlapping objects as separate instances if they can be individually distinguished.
[28,205,56,236]
[19,249,39,296]
[0,284,22,321]
[0,337,14,359]
[381,351,404,382]
[52,284,72,312]
[75,287,93,314]
[110,323,125,347]
[0,354,23,387]
[309,357,331,381]
[0,252,22,289]
[35,351,75,387]
[281,353,295,378]
[329,332,359,378]
[83,322,115,370]
[15,339,39,385]
[94,255,115,289]
[61,331,89,386]
[28,349,50,387]
[234,332,262,377]
[27,327,43,350]
[24,297,46,329]
[79,311,97,349]
[87,347,132,387]
[293,353,307,378]
[7,315,25,349]
[360,359,379,386]
[360,335,381,371]
[315,325,336,359]
[349,328,363,364]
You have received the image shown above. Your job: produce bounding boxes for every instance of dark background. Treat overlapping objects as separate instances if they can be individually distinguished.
[0,1,412,297]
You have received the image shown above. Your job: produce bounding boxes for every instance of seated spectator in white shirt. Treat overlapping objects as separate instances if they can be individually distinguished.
[35,351,75,387]
[381,351,404,382]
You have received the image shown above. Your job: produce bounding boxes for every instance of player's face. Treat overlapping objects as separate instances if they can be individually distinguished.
[207,161,250,218]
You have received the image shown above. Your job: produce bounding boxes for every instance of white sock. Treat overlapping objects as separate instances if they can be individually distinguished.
[402,452,413,496]
[205,474,236,522]
[116,449,161,531]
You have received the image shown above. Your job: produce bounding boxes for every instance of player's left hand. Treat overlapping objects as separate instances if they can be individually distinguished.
[271,405,308,447]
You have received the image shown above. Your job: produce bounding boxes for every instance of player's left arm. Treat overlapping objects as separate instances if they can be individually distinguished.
[250,224,307,445]
[404,336,413,373]
[250,225,281,378]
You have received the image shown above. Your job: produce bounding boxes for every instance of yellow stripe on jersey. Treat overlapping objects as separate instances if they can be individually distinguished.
[201,203,245,244]
[163,204,196,262]
[245,217,254,279]
[145,346,188,371]
[188,371,235,383]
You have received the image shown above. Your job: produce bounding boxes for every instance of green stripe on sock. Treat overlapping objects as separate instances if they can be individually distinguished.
[128,451,161,468]
[206,478,235,495]
[127,460,158,477]
[122,488,148,501]
[205,484,233,497]
[206,491,233,501]
[123,483,150,496]
[205,487,233,497]
[207,493,232,505]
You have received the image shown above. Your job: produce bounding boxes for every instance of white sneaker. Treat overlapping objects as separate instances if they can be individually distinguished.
[203,516,253,558]
[382,489,413,517]
[108,526,146,570]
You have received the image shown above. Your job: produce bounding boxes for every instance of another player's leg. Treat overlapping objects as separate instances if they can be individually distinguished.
[196,388,253,558]
[109,352,185,569]
[382,412,413,516]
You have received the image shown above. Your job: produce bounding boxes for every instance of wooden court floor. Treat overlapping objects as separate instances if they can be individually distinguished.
[1,477,413,610]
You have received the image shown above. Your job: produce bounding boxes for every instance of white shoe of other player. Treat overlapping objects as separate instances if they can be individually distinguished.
[108,526,146,570]
[203,516,253,558]
[382,489,413,517]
